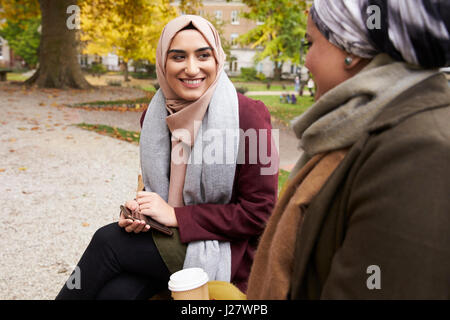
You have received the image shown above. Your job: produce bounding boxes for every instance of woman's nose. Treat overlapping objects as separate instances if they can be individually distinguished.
[185,57,200,75]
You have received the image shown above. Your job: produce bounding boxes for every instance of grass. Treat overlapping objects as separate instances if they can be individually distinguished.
[278,169,291,194]
[76,123,140,144]
[250,95,315,126]
[6,72,29,82]
[71,96,152,107]
[233,82,295,92]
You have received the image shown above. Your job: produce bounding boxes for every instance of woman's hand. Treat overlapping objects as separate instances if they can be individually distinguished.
[136,191,178,227]
[118,199,151,233]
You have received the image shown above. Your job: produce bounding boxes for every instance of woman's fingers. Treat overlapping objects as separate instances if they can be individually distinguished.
[118,213,133,228]
[122,217,151,233]
[125,199,139,211]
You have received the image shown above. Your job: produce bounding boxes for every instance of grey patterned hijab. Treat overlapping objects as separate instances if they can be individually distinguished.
[311,0,450,68]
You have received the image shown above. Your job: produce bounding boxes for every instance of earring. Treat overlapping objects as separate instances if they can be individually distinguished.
[344,56,353,66]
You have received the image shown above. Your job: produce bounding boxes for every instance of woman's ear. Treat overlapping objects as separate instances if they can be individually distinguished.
[344,55,371,74]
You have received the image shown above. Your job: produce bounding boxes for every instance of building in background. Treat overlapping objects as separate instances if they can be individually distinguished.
[0,36,24,69]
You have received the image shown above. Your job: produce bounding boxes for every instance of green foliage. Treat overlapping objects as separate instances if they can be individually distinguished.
[131,60,156,78]
[0,17,41,67]
[236,86,249,94]
[88,62,107,76]
[106,79,122,87]
[278,169,291,194]
[238,0,309,74]
[240,67,258,81]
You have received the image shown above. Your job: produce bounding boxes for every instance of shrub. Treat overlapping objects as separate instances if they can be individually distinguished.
[90,63,107,77]
[256,72,266,81]
[236,86,248,94]
[240,67,258,81]
[107,80,122,87]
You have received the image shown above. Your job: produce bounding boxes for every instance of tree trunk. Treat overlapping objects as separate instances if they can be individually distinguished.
[123,61,130,82]
[25,0,91,89]
[273,61,283,81]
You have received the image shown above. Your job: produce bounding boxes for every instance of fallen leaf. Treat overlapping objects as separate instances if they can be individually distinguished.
[18,127,27,131]
[31,127,40,131]
[0,169,5,172]
[18,167,27,171]
[8,138,16,142]
[9,150,15,153]
[82,222,90,227]
[66,136,73,139]
[58,268,68,274]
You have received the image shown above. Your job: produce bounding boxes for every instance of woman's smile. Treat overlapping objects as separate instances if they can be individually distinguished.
[179,78,206,88]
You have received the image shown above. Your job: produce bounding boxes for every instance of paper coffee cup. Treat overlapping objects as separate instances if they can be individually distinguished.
[168,268,209,300]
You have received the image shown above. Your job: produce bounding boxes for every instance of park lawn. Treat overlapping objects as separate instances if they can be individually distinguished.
[7,72,29,82]
[233,82,295,92]
[250,95,314,126]
[278,169,291,194]
[70,96,151,107]
[76,123,140,144]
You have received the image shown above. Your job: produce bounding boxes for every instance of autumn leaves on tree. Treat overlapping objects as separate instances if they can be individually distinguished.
[0,0,199,88]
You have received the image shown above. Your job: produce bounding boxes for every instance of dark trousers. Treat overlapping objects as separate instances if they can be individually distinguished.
[55,223,170,300]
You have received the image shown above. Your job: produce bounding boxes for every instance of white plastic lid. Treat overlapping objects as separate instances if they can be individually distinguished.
[168,268,209,292]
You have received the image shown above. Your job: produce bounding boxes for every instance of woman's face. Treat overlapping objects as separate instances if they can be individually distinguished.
[166,29,217,101]
[305,15,354,100]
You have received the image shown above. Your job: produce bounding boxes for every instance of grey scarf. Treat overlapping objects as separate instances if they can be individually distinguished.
[139,72,239,281]
[290,54,438,177]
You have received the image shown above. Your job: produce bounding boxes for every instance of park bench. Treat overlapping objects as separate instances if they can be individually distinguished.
[0,69,12,81]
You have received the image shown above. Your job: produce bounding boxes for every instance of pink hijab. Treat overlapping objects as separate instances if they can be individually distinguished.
[155,15,226,207]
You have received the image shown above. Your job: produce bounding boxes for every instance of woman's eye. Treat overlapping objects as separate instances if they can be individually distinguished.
[199,53,212,59]
[172,55,185,61]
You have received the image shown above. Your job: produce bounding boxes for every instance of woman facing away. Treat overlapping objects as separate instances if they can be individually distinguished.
[247,0,450,299]
[56,15,278,300]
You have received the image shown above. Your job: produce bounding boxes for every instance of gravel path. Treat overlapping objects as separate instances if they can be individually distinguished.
[0,82,301,299]
[0,83,146,299]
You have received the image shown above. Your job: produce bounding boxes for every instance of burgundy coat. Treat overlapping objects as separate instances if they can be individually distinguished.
[140,92,278,292]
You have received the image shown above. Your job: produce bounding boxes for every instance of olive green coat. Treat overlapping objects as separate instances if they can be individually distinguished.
[290,74,450,299]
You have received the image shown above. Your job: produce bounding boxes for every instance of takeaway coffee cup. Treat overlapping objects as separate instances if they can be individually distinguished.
[168,268,209,300]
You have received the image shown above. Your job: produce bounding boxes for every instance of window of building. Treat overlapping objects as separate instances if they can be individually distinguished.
[256,19,264,25]
[214,10,222,23]
[231,10,239,25]
[230,33,239,47]
[257,62,263,73]
[229,57,238,73]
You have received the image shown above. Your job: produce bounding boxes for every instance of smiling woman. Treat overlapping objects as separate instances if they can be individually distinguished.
[56,15,278,300]
[165,29,217,101]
